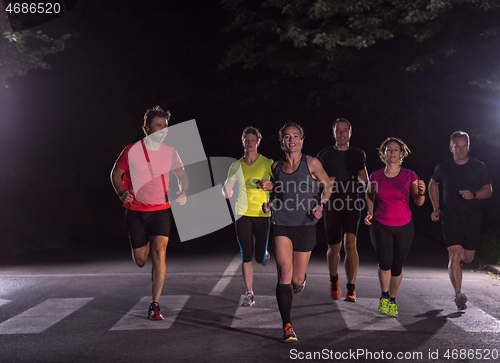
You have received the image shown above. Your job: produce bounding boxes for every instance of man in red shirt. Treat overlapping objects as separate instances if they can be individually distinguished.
[111,106,188,320]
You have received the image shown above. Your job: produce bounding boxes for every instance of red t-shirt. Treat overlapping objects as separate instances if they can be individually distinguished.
[369,167,418,227]
[115,140,184,211]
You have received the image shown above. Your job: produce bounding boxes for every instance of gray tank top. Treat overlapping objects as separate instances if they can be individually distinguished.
[271,154,320,226]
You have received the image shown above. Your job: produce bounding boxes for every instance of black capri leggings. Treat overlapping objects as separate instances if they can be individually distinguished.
[236,216,270,263]
[370,219,414,276]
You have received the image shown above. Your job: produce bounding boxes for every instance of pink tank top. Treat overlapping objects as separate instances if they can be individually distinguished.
[369,168,418,226]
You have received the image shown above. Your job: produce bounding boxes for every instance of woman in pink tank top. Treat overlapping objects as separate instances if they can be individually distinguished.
[365,137,426,318]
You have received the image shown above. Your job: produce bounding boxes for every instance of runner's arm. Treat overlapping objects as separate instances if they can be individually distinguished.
[411,179,425,206]
[110,164,134,203]
[364,181,375,225]
[428,179,440,221]
[308,156,332,219]
[173,168,188,205]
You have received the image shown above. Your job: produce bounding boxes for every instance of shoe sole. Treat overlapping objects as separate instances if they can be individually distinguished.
[148,315,164,320]
[241,301,255,307]
[344,296,356,302]
[455,293,467,311]
[293,276,306,294]
[283,337,298,343]
[378,306,389,314]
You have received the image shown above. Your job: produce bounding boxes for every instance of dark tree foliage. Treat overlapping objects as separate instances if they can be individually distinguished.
[0,2,71,88]
[220,0,500,145]
[221,0,500,86]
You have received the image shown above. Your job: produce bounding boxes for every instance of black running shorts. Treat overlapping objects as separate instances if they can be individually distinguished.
[125,209,171,249]
[442,216,481,251]
[323,198,361,245]
[272,224,316,252]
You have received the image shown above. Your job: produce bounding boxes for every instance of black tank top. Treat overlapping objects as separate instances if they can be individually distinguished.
[271,154,320,226]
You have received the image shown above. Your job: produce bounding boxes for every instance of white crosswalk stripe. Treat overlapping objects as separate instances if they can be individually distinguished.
[1,294,498,334]
[0,298,94,334]
[430,297,500,332]
[209,253,241,296]
[231,295,281,328]
[110,295,189,331]
[231,296,406,331]
[334,298,406,331]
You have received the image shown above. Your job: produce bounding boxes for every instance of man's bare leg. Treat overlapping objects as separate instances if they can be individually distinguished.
[344,233,359,285]
[150,235,169,303]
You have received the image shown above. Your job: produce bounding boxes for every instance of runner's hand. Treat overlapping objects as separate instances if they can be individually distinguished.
[176,190,187,205]
[259,180,273,191]
[418,180,426,195]
[365,213,373,225]
[459,189,474,200]
[311,205,323,219]
[223,186,233,198]
[118,190,134,203]
[262,202,272,214]
[431,210,440,221]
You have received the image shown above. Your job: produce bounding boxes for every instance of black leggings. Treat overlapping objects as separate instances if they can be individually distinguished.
[236,216,270,263]
[370,219,414,276]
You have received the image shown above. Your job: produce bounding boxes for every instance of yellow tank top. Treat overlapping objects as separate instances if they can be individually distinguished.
[227,155,273,217]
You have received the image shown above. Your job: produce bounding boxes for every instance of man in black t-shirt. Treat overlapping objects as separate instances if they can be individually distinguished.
[317,119,368,302]
[429,131,492,311]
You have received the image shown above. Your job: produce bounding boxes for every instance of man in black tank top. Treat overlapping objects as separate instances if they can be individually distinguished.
[317,119,368,302]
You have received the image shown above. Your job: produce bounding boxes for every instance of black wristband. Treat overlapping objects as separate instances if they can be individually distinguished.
[320,202,326,210]
[473,191,477,199]
[418,191,425,196]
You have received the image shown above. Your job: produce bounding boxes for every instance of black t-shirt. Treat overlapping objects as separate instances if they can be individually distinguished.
[317,146,366,197]
[431,157,491,221]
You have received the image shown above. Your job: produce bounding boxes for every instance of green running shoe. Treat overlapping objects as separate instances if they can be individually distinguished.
[378,298,390,314]
[389,302,398,317]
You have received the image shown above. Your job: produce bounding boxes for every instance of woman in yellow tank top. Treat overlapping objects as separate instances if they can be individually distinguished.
[222,127,273,307]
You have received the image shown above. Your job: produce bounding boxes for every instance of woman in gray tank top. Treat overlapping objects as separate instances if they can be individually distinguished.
[263,122,331,343]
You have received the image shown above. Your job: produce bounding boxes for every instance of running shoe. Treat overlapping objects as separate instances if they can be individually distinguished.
[292,274,306,294]
[241,292,255,307]
[389,302,398,317]
[147,302,164,320]
[329,274,340,300]
[282,323,298,343]
[261,251,271,266]
[455,291,467,311]
[344,288,356,302]
[378,298,390,315]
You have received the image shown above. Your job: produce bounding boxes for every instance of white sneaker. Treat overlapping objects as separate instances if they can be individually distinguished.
[455,291,467,311]
[261,251,270,266]
[241,292,255,307]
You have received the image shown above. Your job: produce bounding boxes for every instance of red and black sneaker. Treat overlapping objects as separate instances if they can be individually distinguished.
[282,323,298,343]
[147,302,164,320]
[329,274,340,300]
[344,288,356,302]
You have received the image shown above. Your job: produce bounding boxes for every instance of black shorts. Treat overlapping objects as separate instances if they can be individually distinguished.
[442,216,481,251]
[323,198,361,245]
[125,209,171,249]
[272,224,316,252]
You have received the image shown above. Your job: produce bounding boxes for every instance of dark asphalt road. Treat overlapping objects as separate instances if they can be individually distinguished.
[0,229,499,363]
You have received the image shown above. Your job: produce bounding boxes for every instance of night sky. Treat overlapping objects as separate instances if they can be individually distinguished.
[0,0,498,259]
